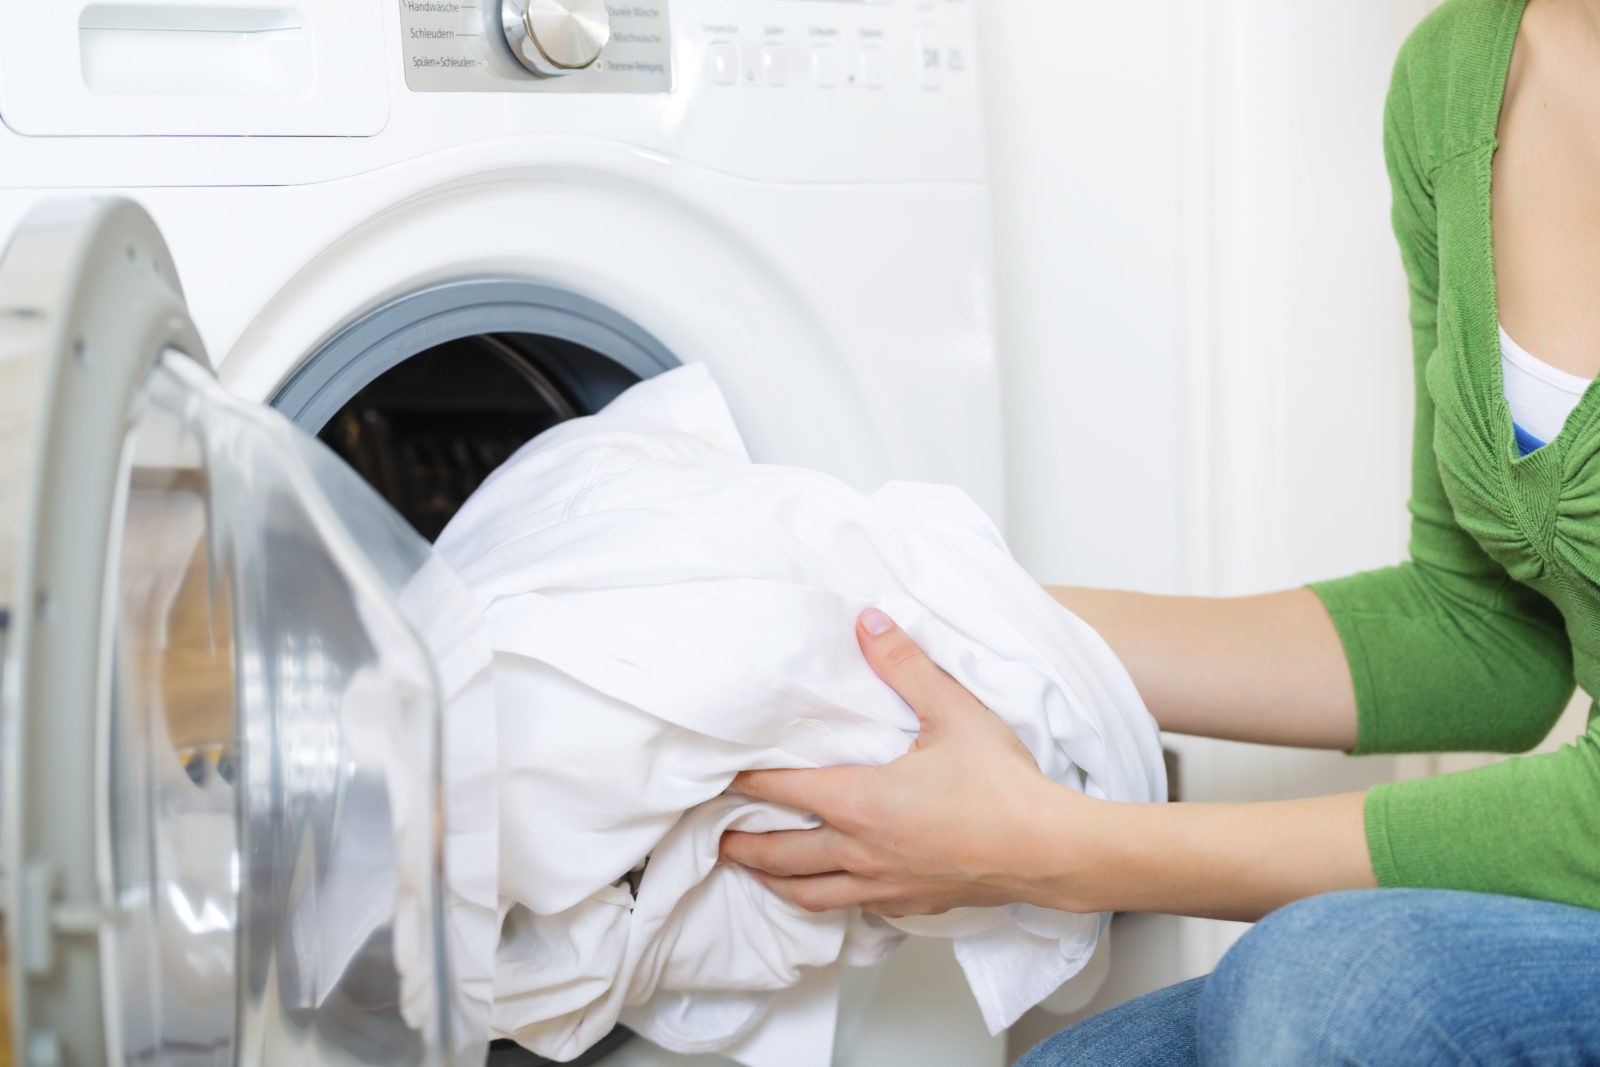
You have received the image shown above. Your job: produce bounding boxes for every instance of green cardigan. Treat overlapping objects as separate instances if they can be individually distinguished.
[1308,0,1600,910]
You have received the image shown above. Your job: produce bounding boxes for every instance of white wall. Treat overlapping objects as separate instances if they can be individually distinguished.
[976,0,1439,1034]
[979,0,1434,593]
[978,1,1192,594]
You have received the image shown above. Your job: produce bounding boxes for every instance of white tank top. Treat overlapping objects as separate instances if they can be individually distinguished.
[1500,324,1593,454]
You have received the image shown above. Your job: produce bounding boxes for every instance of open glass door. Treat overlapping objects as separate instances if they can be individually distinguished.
[0,199,494,1066]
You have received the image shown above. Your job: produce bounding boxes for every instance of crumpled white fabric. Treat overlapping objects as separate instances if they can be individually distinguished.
[433,364,1165,1066]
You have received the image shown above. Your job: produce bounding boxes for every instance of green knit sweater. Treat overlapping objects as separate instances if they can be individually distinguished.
[1308,0,1600,910]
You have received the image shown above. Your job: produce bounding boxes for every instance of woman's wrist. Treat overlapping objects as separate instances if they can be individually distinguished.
[995,779,1114,914]
[999,787,1378,921]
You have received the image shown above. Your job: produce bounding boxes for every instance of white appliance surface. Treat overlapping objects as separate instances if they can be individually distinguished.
[0,1,1013,1064]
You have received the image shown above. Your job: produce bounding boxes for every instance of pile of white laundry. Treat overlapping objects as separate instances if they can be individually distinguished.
[433,365,1165,1066]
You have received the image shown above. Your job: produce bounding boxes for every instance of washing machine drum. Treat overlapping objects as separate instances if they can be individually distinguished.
[0,199,494,1066]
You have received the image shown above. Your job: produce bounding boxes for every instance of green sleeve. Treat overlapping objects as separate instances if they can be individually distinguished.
[1307,32,1572,758]
[1307,23,1600,909]
[1365,719,1600,910]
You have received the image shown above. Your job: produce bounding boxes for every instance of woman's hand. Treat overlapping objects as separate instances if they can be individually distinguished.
[722,606,1379,924]
[719,607,1082,918]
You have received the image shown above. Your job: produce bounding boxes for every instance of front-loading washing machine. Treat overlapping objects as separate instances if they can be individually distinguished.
[0,2,1006,1064]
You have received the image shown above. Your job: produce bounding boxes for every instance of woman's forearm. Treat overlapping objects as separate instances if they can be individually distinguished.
[1049,585,1359,750]
[1018,787,1377,922]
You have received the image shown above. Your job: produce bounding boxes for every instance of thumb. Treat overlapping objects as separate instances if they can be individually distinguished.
[857,607,990,740]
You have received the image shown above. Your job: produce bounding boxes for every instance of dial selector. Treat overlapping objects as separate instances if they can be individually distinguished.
[501,0,611,77]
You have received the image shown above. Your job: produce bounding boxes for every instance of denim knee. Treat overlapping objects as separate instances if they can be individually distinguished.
[1014,976,1206,1067]
[1196,890,1467,1066]
[1020,889,1600,1066]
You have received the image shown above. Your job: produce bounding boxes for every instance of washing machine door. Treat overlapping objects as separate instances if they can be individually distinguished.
[0,199,489,1066]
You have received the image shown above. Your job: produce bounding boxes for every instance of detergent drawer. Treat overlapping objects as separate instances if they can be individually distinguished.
[0,2,387,136]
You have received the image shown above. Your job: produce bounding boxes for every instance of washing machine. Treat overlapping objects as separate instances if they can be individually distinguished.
[0,1,1004,1064]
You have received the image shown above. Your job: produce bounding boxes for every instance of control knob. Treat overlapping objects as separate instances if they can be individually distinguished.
[501,0,611,77]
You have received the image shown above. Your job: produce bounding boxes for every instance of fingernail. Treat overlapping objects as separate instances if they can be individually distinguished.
[860,607,895,636]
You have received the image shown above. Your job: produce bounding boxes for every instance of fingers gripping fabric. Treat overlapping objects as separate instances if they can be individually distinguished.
[433,365,1166,1065]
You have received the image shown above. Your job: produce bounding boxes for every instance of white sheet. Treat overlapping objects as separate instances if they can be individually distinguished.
[434,364,1165,1066]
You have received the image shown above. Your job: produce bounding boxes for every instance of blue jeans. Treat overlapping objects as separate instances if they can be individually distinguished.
[1015,889,1600,1065]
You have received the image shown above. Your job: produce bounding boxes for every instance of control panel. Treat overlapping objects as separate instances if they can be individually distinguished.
[398,0,975,100]
[400,0,671,93]
[694,4,972,95]
[390,0,983,186]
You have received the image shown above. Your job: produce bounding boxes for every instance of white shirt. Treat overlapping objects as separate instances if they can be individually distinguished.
[434,365,1165,1066]
[1500,324,1592,450]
